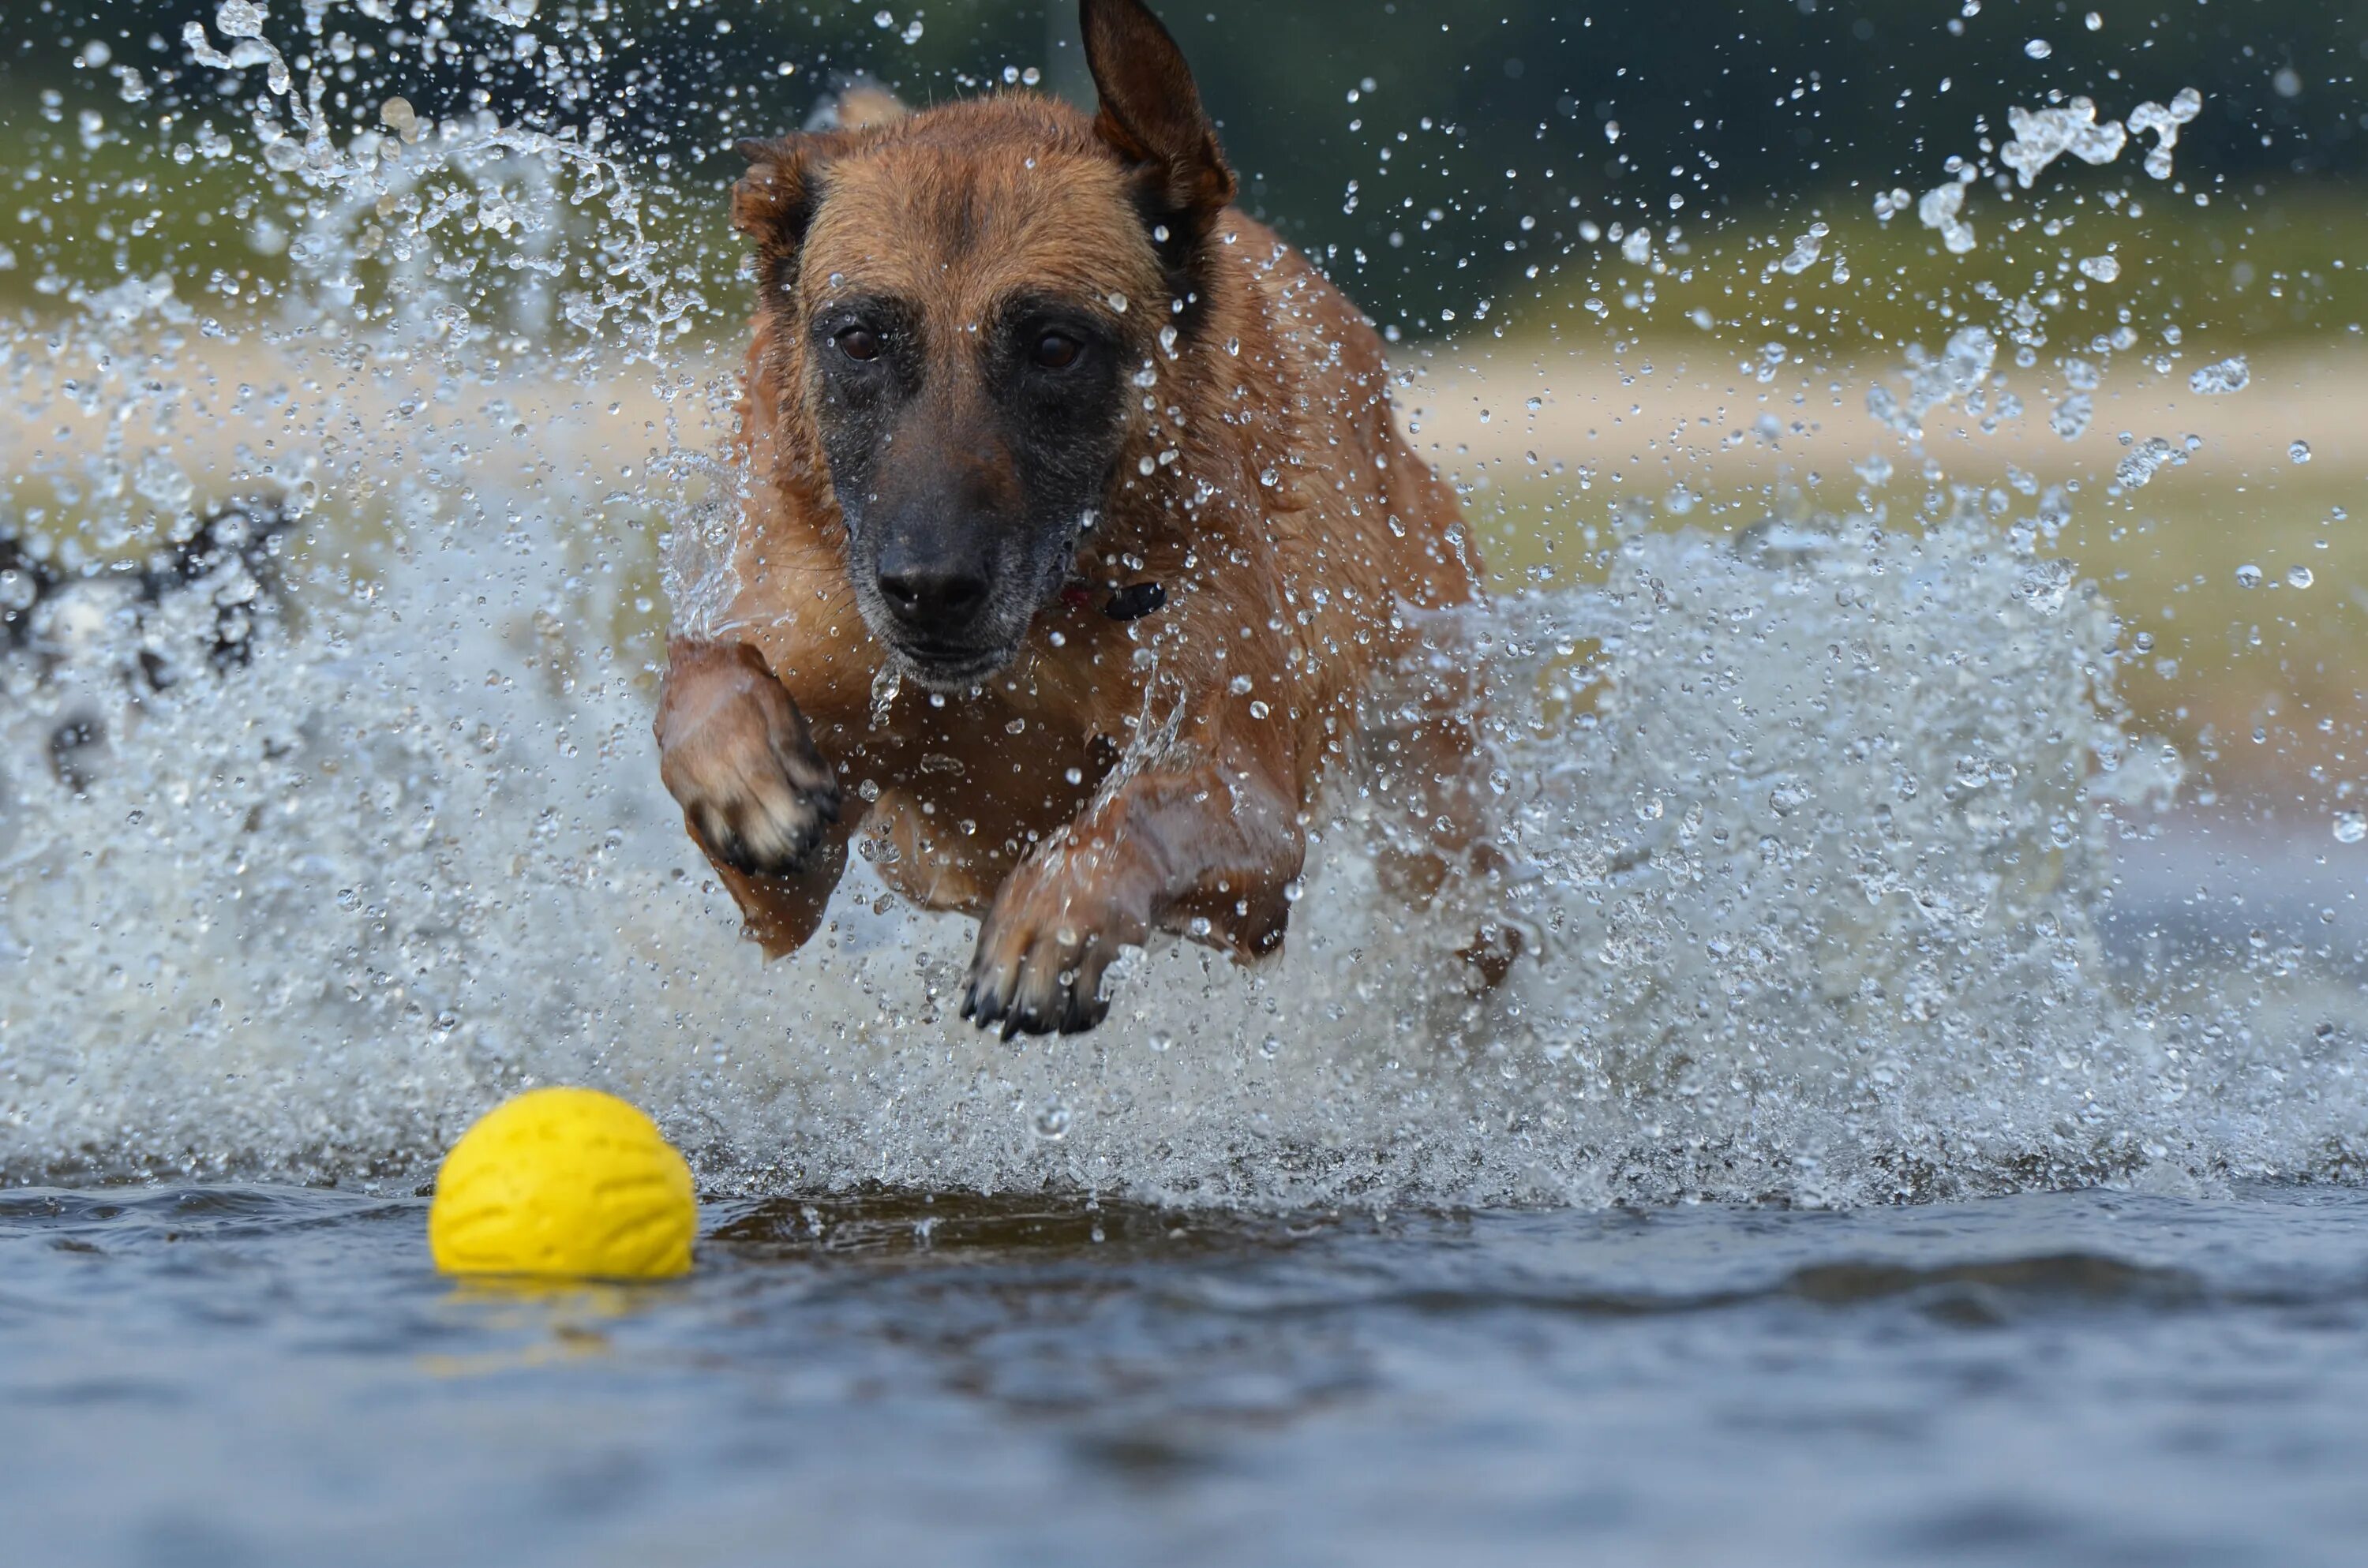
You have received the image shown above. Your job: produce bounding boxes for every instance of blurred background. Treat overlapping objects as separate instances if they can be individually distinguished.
[4,0,2365,818]
[10,1,2363,323]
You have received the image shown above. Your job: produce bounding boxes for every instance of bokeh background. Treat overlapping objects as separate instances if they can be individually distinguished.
[5,0,2366,818]
[13,2,2366,327]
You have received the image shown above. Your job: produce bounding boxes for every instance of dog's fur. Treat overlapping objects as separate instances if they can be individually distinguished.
[657,0,1493,1034]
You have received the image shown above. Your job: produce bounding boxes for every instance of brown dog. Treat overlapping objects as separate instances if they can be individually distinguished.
[657,0,1494,1035]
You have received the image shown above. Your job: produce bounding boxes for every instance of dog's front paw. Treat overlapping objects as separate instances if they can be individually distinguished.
[961,848,1152,1038]
[657,640,841,877]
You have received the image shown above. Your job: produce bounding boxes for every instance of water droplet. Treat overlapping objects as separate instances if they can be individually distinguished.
[2234,563,2263,589]
[2287,565,2314,589]
[1032,1102,1070,1140]
[1148,1031,1175,1053]
[2290,440,2312,464]
[2336,811,2367,845]
[216,1,266,40]
[873,9,894,28]
[2085,10,2104,28]
[2188,356,2250,395]
[2024,38,2053,59]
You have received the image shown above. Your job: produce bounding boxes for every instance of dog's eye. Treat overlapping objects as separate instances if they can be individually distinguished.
[835,326,882,363]
[1032,331,1082,371]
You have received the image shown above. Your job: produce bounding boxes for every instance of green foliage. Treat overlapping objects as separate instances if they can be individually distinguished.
[1510,183,2368,355]
[7,1,2366,330]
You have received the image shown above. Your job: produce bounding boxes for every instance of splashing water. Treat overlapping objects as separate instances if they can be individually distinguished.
[1914,180,1978,256]
[2000,98,2126,188]
[1866,324,1998,439]
[2127,88,2205,181]
[2189,355,2252,395]
[2,6,2362,1207]
[2115,435,2185,489]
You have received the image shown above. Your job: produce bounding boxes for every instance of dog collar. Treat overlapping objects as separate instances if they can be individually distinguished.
[1103,581,1167,621]
[1061,581,1167,621]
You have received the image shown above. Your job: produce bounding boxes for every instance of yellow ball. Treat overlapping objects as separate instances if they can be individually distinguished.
[429,1087,696,1279]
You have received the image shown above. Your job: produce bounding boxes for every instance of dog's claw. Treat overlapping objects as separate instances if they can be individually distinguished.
[961,870,1135,1038]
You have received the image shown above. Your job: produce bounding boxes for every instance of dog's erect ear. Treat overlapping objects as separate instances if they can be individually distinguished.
[733,135,834,298]
[1081,0,1236,237]
[736,83,906,258]
[805,79,909,133]
[732,135,823,245]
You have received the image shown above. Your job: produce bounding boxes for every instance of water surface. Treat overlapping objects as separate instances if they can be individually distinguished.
[6,1184,2366,1566]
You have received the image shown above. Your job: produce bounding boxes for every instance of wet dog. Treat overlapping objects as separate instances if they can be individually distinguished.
[657,0,1498,1035]
[2,500,294,791]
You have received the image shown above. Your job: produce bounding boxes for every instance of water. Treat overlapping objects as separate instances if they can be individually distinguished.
[6,2,2367,1558]
[9,481,2354,1206]
[5,1184,2368,1566]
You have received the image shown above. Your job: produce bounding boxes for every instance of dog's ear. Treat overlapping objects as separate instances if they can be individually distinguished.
[732,135,823,245]
[1081,0,1236,238]
[733,135,834,298]
[806,80,909,133]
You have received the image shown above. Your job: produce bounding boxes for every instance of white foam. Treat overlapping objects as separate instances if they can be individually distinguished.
[6,473,2363,1205]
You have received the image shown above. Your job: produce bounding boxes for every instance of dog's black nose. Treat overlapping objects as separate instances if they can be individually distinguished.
[877,564,988,625]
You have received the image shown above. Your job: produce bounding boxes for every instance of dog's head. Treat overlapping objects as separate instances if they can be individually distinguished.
[733,0,1235,690]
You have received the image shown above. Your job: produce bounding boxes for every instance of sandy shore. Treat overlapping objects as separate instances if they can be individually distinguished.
[1394,339,2366,495]
[7,321,2357,527]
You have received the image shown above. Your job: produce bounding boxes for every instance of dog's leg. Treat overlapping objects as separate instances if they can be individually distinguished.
[1369,713,1489,905]
[657,637,849,954]
[961,735,1303,1037]
[1370,637,1522,988]
[1376,708,1522,989]
[692,816,852,959]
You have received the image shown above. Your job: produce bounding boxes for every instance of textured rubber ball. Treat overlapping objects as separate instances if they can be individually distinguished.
[428,1087,696,1279]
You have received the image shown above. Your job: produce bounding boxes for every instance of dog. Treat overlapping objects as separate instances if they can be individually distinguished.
[656,0,1499,1035]
[2,500,294,791]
